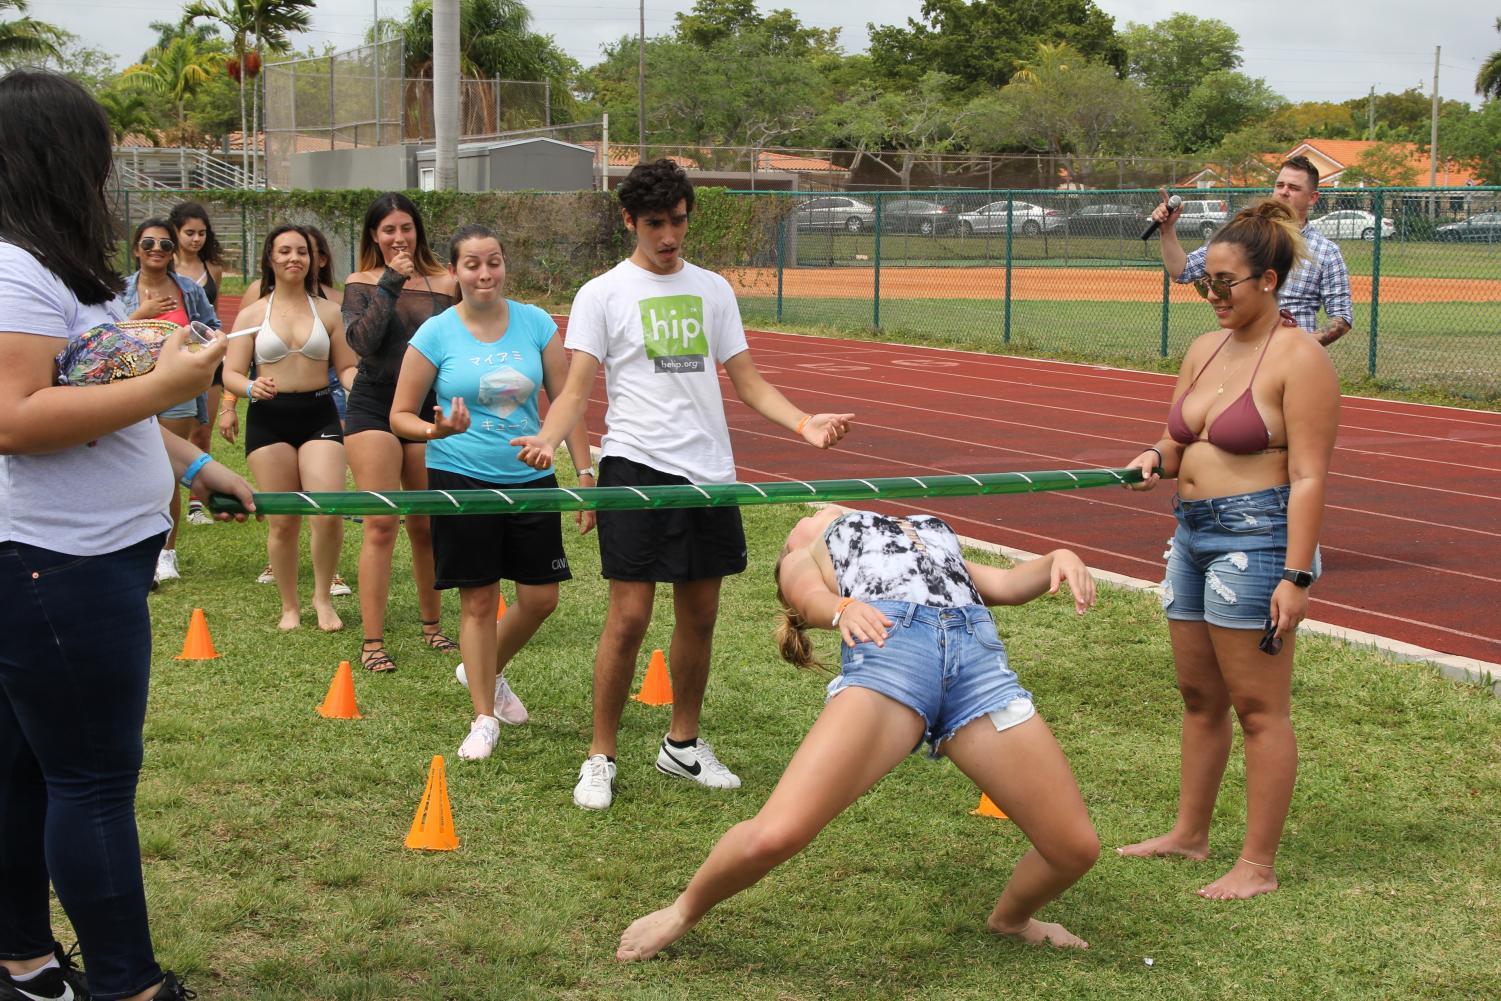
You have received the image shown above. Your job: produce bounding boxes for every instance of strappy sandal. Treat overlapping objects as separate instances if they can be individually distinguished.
[360,637,397,673]
[419,619,459,652]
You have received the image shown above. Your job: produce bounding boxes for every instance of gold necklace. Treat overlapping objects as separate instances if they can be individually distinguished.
[1215,319,1278,395]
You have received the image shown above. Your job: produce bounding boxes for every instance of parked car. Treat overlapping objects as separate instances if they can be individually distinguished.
[794,195,877,233]
[1434,212,1501,243]
[957,200,1061,237]
[1175,198,1230,239]
[1308,210,1396,241]
[1055,203,1149,237]
[880,199,960,236]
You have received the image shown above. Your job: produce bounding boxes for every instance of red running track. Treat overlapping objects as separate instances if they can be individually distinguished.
[220,296,1501,664]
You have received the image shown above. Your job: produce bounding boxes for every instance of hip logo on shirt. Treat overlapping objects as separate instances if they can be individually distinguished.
[640,294,707,374]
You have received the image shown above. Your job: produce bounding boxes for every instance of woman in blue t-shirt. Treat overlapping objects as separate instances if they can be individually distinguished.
[392,224,595,762]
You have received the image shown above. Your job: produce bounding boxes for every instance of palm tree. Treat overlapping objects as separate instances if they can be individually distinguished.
[182,0,312,183]
[124,36,218,132]
[97,87,162,146]
[1478,18,1501,100]
[0,0,65,65]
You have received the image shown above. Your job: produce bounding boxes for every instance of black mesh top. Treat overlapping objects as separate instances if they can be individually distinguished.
[341,267,456,388]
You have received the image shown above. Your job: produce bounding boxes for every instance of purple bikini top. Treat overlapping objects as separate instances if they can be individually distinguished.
[1167,322,1287,455]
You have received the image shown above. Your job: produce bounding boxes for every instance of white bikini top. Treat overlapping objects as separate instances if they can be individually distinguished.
[255,290,331,364]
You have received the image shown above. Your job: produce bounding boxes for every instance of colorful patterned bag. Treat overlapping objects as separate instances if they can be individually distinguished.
[54,319,180,385]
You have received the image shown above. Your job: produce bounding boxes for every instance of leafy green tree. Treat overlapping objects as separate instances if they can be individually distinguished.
[97,86,163,146]
[1261,101,1359,144]
[1477,17,1501,100]
[1337,88,1466,144]
[1122,14,1240,108]
[124,36,220,134]
[867,0,1123,92]
[35,30,117,90]
[1341,143,1418,186]
[0,0,64,66]
[1168,70,1284,152]
[1207,123,1280,185]
[816,71,960,186]
[1440,98,1501,184]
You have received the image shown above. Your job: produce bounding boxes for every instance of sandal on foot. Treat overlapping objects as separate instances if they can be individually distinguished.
[360,637,397,673]
[419,619,459,653]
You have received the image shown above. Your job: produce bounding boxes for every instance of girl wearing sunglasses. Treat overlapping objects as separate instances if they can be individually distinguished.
[1119,199,1339,900]
[122,217,220,586]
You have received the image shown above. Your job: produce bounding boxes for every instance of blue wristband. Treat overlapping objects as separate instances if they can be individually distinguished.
[180,453,213,489]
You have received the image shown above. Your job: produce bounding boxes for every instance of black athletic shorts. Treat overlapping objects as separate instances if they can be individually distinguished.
[595,455,747,583]
[243,387,343,455]
[344,379,437,438]
[427,467,572,590]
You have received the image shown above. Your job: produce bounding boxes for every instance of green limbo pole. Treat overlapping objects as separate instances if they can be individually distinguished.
[209,467,1145,517]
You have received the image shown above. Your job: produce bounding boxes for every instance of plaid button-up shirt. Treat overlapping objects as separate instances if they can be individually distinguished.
[1180,224,1353,332]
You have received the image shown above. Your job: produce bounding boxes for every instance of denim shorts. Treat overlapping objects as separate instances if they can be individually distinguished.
[826,601,1035,758]
[159,391,204,422]
[1163,484,1321,630]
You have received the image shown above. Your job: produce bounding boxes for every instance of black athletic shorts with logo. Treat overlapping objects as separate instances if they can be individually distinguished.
[595,455,748,582]
[427,467,572,590]
[243,387,343,455]
[344,379,438,438]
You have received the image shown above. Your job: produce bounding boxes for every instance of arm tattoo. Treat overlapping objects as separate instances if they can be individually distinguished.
[1317,318,1351,347]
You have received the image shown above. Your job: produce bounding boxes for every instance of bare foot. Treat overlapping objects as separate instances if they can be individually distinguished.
[278,609,301,631]
[616,904,696,962]
[1197,859,1277,900]
[988,916,1089,949]
[1116,832,1209,861]
[313,600,344,633]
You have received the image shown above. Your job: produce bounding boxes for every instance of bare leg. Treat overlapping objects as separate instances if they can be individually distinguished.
[401,445,444,628]
[300,440,347,632]
[943,714,1100,949]
[1197,625,1297,900]
[1118,620,1229,861]
[617,687,924,961]
[494,581,559,675]
[666,578,721,741]
[346,430,403,666]
[248,442,303,630]
[589,579,655,759]
[459,583,501,718]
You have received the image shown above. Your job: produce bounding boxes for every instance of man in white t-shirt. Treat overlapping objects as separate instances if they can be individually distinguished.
[514,160,853,811]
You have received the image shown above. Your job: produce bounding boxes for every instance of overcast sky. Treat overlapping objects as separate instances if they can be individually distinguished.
[44,0,1494,107]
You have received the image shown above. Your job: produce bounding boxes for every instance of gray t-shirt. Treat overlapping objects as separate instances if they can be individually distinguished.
[0,242,173,555]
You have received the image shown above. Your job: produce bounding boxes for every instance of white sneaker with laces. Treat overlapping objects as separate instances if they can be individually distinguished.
[255,563,275,584]
[155,549,180,584]
[328,573,352,597]
[454,664,529,725]
[572,754,616,810]
[457,715,501,761]
[186,502,214,526]
[656,736,741,789]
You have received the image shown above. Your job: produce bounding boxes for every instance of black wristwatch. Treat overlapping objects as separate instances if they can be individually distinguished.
[1281,568,1314,588]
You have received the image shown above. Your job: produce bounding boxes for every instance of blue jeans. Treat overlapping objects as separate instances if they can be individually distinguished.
[0,533,166,1001]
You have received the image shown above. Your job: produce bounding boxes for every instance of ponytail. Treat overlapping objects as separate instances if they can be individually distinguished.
[1210,198,1307,291]
[775,605,819,670]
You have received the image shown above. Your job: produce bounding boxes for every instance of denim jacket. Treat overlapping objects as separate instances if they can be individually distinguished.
[122,271,220,329]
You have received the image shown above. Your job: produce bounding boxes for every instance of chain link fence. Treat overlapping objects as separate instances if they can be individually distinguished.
[731,186,1501,404]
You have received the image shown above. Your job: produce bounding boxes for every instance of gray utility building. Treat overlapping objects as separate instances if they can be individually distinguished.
[291,137,596,192]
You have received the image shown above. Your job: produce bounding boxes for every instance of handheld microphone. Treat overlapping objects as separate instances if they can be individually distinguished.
[1140,195,1182,241]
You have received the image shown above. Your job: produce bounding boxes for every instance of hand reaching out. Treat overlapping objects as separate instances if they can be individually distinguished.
[800,413,855,449]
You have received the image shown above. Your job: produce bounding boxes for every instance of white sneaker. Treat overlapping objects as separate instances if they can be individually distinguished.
[457,715,501,761]
[155,549,180,584]
[454,664,529,725]
[186,501,214,526]
[656,737,741,789]
[255,563,275,584]
[573,754,617,810]
[328,573,352,597]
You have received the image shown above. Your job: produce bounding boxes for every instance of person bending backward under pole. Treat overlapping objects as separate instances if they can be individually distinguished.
[514,159,854,811]
[1151,155,1353,348]
[616,507,1101,960]
[1120,199,1339,900]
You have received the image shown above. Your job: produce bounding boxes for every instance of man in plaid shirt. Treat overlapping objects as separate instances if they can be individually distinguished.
[1151,155,1354,347]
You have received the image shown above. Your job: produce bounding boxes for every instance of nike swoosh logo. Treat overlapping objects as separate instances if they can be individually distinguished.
[15,983,74,1001]
[663,747,701,776]
[320,433,340,439]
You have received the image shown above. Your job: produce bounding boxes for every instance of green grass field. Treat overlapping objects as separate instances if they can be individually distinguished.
[84,422,1501,999]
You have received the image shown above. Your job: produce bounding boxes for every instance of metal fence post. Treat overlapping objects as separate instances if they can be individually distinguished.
[1003,191,1013,346]
[240,204,248,281]
[775,208,785,323]
[1369,188,1382,379]
[1160,269,1170,358]
[872,192,882,329]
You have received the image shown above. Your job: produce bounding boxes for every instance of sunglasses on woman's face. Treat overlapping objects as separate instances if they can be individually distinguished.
[1193,274,1257,300]
[138,237,176,253]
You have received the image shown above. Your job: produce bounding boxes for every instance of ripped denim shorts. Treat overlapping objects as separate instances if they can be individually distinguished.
[826,601,1035,758]
[1162,484,1320,630]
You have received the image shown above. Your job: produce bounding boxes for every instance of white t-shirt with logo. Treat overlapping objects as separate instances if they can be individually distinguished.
[565,259,749,483]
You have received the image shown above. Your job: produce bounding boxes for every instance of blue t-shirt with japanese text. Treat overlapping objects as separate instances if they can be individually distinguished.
[409,301,556,484]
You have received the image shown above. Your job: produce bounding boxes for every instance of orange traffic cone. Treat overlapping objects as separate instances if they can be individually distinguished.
[405,755,460,851]
[317,660,362,719]
[174,608,220,660]
[495,592,508,620]
[632,648,673,706]
[971,793,1008,820]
